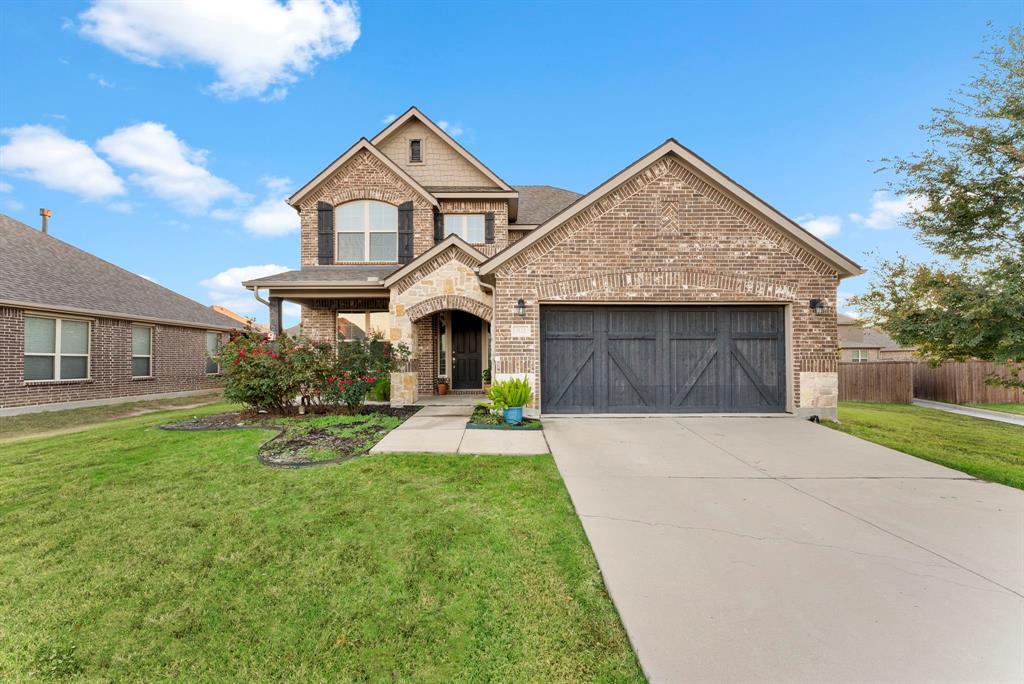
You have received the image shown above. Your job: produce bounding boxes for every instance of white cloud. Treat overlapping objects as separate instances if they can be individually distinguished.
[242,176,298,237]
[0,181,12,193]
[797,213,842,239]
[0,125,125,201]
[88,72,115,88]
[107,201,134,213]
[79,0,361,100]
[43,113,68,121]
[849,191,925,230]
[201,263,292,316]
[837,291,861,318]
[3,198,25,212]
[381,113,397,124]
[96,122,240,214]
[437,120,464,137]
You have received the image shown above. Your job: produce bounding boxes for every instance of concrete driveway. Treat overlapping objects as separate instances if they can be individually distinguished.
[545,416,1024,683]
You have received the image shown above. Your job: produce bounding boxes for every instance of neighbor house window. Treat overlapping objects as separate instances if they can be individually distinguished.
[24,316,90,381]
[444,214,485,243]
[132,325,153,377]
[851,349,869,363]
[409,139,422,163]
[206,332,220,374]
[336,200,398,262]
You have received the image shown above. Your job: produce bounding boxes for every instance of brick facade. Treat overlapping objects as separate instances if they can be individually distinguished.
[288,115,850,417]
[0,306,223,410]
[489,156,840,417]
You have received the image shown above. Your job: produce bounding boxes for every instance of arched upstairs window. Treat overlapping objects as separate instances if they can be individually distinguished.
[336,200,398,262]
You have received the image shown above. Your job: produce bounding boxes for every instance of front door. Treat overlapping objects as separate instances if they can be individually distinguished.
[451,311,482,390]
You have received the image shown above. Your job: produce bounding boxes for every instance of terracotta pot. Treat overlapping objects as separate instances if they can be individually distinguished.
[437,383,449,395]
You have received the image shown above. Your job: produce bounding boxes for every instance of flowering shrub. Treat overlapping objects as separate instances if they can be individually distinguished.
[215,329,410,415]
[322,333,410,414]
[214,329,304,413]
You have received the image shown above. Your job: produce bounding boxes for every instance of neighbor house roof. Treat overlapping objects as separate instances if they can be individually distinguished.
[512,185,582,225]
[370,107,514,192]
[242,265,398,288]
[0,213,237,329]
[287,138,440,209]
[480,140,863,277]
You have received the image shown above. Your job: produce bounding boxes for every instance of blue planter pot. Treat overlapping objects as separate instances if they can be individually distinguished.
[503,406,524,425]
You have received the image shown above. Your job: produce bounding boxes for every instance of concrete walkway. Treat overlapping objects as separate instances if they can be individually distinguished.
[371,404,549,455]
[913,398,1024,426]
[546,416,1024,683]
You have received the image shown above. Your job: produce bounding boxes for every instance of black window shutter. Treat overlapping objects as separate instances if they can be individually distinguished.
[433,212,444,243]
[317,202,334,264]
[484,212,495,244]
[398,201,414,264]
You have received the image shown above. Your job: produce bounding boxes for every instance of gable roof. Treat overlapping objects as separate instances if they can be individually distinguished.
[371,107,514,192]
[480,140,863,278]
[513,185,582,225]
[382,234,487,288]
[0,214,237,329]
[287,138,439,208]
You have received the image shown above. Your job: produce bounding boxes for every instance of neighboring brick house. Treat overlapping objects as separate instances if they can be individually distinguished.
[837,313,917,362]
[0,213,236,413]
[245,107,862,419]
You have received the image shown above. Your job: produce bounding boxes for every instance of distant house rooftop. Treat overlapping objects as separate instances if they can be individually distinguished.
[0,213,236,330]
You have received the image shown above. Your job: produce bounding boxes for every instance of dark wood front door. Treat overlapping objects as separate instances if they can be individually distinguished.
[540,305,786,413]
[451,311,482,390]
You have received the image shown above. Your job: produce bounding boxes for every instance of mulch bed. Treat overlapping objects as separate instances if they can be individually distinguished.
[466,419,543,430]
[161,405,420,468]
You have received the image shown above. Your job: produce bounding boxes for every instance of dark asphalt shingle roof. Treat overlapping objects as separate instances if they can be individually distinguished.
[243,265,398,286]
[0,213,237,329]
[512,185,582,225]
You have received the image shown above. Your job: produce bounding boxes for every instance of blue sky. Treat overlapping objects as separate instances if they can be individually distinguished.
[1,0,1020,326]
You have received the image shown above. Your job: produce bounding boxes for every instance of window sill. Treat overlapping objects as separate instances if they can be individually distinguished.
[333,261,399,266]
[24,378,93,386]
[132,376,155,381]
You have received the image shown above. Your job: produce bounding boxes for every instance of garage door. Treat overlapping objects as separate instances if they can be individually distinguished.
[540,305,786,414]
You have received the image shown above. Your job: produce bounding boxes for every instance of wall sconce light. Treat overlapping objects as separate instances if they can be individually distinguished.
[515,298,527,317]
[809,298,827,316]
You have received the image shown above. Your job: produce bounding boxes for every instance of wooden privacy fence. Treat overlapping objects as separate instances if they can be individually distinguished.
[913,361,1024,404]
[839,360,1023,404]
[838,362,914,403]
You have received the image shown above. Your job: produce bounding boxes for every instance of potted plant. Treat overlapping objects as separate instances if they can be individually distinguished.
[482,367,491,392]
[488,377,533,425]
[436,376,450,395]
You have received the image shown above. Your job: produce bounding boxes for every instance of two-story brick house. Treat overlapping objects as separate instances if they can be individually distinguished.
[244,107,861,418]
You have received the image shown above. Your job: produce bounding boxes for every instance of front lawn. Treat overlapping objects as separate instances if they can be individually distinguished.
[825,402,1024,489]
[0,404,642,682]
[965,402,1024,416]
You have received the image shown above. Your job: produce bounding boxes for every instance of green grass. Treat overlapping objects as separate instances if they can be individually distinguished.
[0,404,642,683]
[965,402,1024,416]
[825,402,1024,489]
[0,392,222,442]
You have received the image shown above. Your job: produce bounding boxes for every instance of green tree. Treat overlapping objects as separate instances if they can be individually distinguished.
[853,26,1024,387]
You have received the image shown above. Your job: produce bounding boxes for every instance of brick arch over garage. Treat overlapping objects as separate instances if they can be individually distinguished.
[407,295,492,322]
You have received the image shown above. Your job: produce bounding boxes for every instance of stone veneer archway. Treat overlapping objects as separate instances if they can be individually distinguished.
[406,295,492,323]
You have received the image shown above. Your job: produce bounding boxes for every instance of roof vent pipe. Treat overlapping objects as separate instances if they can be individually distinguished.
[39,208,52,234]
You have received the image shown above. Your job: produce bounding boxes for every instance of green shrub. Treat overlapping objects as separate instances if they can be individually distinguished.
[487,377,533,409]
[321,334,410,414]
[213,330,304,413]
[368,375,391,402]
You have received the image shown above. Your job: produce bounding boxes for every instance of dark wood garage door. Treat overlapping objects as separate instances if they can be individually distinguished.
[540,305,786,414]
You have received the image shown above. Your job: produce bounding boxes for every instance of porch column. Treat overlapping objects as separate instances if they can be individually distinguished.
[388,300,419,406]
[269,297,282,337]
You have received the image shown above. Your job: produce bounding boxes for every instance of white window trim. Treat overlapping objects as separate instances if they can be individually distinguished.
[206,331,221,375]
[24,315,91,382]
[444,214,486,244]
[335,200,399,263]
[851,349,869,363]
[132,324,154,378]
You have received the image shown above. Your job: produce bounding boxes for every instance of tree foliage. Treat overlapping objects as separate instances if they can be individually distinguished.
[853,26,1024,386]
